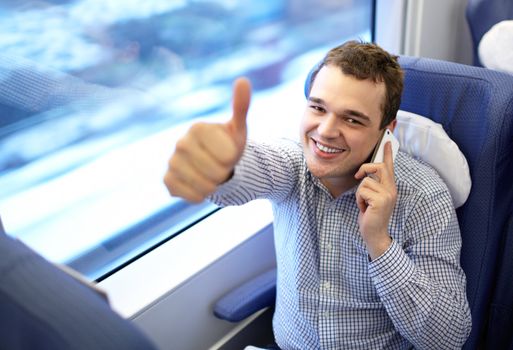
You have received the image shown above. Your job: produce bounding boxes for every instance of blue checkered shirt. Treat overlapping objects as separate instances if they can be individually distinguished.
[210,139,472,349]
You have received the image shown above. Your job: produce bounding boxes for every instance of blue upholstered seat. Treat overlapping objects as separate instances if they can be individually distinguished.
[466,0,513,66]
[0,217,156,350]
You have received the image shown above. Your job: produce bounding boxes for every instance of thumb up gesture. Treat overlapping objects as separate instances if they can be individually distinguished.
[164,78,251,203]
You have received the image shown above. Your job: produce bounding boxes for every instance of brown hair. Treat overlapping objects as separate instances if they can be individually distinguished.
[308,40,404,129]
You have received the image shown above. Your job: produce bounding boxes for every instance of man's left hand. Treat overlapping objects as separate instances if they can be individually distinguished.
[354,142,397,260]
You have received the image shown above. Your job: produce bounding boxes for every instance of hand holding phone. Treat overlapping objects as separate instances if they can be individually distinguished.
[356,128,400,259]
[370,128,400,164]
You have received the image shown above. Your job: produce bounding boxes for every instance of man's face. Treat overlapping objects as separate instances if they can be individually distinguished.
[300,64,393,196]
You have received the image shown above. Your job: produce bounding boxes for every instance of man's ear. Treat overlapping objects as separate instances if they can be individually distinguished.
[385,119,397,132]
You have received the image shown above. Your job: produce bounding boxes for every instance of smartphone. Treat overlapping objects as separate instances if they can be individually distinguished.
[370,128,400,163]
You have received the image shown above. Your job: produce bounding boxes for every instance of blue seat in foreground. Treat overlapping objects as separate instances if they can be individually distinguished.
[0,217,156,350]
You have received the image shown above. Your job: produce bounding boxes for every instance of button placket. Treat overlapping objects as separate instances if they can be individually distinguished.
[318,200,339,346]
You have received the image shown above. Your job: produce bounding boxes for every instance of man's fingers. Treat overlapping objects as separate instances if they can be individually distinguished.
[168,155,218,195]
[355,159,394,186]
[227,77,251,139]
[356,192,367,213]
[383,141,394,171]
[174,134,233,184]
[163,171,207,203]
[359,177,381,192]
[356,183,385,213]
[196,124,240,166]
[188,145,233,184]
[354,163,379,180]
[356,185,377,213]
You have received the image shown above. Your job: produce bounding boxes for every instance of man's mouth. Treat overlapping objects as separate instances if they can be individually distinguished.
[314,140,345,154]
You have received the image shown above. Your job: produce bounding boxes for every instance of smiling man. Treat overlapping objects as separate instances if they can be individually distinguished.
[164,41,471,349]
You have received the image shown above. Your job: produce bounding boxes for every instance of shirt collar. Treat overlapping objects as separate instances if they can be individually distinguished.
[307,169,358,201]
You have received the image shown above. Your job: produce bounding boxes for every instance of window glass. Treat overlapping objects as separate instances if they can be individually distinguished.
[0,0,373,280]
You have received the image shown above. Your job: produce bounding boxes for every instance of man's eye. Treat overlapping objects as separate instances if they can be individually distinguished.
[310,105,325,113]
[346,118,361,125]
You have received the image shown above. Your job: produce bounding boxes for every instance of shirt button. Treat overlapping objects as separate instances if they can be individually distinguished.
[325,243,332,251]
[323,281,331,290]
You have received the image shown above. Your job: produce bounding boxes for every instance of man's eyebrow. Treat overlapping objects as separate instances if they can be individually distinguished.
[308,96,371,121]
[308,96,325,105]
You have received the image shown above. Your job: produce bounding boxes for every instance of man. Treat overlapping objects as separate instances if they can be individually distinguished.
[0,216,156,350]
[164,41,472,349]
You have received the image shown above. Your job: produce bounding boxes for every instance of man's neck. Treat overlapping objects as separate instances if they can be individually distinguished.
[321,177,359,198]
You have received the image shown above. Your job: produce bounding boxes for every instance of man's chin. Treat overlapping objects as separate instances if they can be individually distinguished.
[306,162,338,179]
[306,159,356,181]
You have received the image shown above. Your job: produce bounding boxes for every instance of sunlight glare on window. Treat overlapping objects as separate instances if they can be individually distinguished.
[0,0,373,280]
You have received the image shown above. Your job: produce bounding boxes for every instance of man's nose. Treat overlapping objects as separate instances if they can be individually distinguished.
[317,113,340,138]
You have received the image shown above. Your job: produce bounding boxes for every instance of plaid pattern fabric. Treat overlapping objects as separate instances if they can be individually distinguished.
[210,139,471,350]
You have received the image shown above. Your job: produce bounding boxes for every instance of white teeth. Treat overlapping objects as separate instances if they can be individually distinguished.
[316,141,343,153]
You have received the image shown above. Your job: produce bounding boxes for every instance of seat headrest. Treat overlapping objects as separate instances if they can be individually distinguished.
[478,20,513,74]
[394,110,471,208]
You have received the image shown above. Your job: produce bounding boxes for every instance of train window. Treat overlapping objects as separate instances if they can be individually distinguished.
[0,0,374,280]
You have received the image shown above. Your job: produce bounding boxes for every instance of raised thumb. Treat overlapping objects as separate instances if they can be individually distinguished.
[227,77,251,137]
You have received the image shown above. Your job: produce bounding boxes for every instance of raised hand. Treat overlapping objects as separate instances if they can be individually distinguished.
[163,78,251,203]
[354,141,397,259]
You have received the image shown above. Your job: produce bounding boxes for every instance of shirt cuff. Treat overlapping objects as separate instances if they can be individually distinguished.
[207,145,251,204]
[216,165,243,194]
[368,240,416,296]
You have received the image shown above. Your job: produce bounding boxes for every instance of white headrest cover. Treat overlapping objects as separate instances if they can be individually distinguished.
[394,110,471,208]
[478,20,513,74]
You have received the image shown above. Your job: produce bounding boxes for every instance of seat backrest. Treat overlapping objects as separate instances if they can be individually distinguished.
[466,0,513,66]
[0,216,157,350]
[398,56,513,349]
[485,212,513,349]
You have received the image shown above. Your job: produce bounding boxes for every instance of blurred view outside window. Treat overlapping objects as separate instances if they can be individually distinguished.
[0,0,373,280]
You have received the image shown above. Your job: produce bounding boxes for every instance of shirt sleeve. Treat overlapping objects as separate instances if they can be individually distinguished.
[208,139,302,206]
[368,189,472,350]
